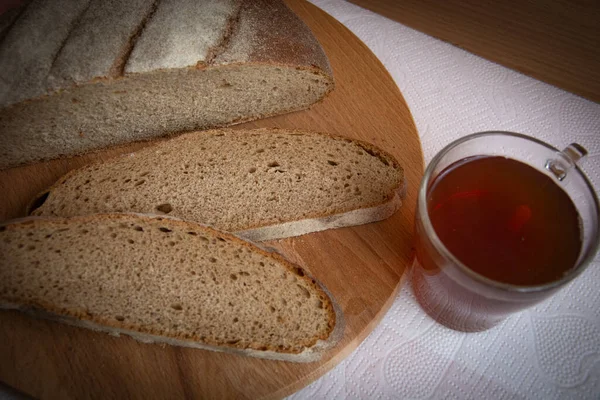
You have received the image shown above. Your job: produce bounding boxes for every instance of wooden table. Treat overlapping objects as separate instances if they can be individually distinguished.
[349,0,600,103]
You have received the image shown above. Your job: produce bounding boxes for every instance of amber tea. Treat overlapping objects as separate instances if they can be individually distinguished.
[412,132,599,332]
[426,156,581,286]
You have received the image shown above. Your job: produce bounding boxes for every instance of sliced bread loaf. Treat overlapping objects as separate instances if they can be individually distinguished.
[0,214,338,362]
[0,0,333,169]
[29,128,405,241]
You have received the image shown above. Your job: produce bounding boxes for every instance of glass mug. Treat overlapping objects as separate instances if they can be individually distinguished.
[412,132,600,332]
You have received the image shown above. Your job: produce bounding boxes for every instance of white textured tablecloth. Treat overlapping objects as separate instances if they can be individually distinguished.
[291,1,600,399]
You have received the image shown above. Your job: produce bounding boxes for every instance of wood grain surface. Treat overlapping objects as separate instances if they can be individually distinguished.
[0,1,424,398]
[350,0,600,103]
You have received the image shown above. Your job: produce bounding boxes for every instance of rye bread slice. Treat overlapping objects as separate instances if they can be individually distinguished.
[0,214,339,362]
[29,128,405,241]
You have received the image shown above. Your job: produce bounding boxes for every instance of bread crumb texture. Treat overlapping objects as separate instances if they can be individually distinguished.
[32,129,404,232]
[0,214,335,354]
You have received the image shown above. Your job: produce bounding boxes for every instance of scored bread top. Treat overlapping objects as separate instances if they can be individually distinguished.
[30,128,404,237]
[214,0,331,71]
[0,0,331,108]
[124,0,238,73]
[0,0,335,170]
[0,214,336,357]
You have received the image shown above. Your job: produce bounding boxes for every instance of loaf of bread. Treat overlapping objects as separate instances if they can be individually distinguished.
[0,214,340,362]
[0,0,333,169]
[29,128,405,241]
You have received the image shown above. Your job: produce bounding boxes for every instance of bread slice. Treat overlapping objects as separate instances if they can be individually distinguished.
[0,214,339,362]
[29,128,405,241]
[0,0,333,169]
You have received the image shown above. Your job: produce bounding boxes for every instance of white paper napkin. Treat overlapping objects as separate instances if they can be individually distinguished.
[291,1,600,398]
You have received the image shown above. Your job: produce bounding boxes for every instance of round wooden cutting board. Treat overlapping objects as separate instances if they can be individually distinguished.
[0,1,424,399]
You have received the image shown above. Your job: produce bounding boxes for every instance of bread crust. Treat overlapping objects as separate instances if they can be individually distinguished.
[238,187,404,241]
[214,0,332,75]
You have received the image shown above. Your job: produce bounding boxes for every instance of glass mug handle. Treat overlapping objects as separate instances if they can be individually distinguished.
[546,143,588,181]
